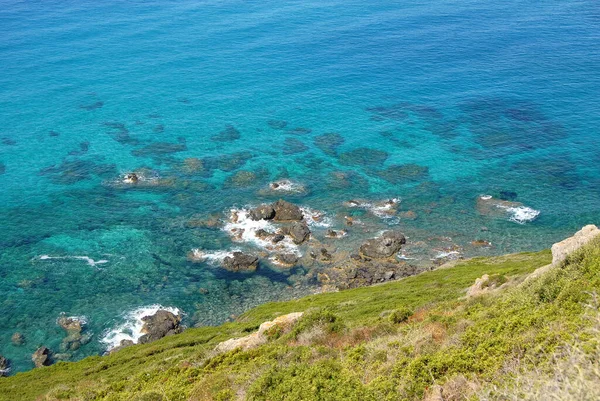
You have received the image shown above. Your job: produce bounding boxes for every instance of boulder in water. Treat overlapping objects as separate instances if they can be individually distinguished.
[359,231,406,259]
[222,252,259,272]
[273,199,304,222]
[11,332,24,346]
[138,310,183,344]
[284,221,310,244]
[249,204,276,221]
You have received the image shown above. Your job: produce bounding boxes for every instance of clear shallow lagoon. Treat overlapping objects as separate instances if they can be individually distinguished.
[0,0,599,373]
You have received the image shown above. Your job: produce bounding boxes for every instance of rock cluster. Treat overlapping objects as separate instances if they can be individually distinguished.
[57,315,91,353]
[249,199,304,222]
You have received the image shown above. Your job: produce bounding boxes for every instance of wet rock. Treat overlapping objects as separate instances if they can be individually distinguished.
[32,347,51,368]
[123,172,138,184]
[250,204,276,221]
[273,199,304,221]
[58,315,83,334]
[57,315,86,352]
[0,355,9,376]
[211,124,241,142]
[471,240,492,247]
[283,137,308,154]
[272,234,285,243]
[285,221,310,244]
[138,310,183,344]
[359,231,406,259]
[273,253,299,267]
[11,332,24,346]
[314,132,344,156]
[222,252,259,272]
[339,148,389,167]
[376,164,429,184]
[326,229,347,238]
[267,120,288,130]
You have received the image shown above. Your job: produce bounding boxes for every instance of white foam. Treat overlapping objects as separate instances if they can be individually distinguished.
[344,198,401,219]
[480,194,493,200]
[269,180,306,193]
[505,206,540,224]
[100,305,180,351]
[433,251,460,260]
[223,208,300,255]
[190,249,239,265]
[38,255,109,267]
[300,207,332,228]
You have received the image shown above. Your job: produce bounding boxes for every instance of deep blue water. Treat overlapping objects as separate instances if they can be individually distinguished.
[0,0,599,373]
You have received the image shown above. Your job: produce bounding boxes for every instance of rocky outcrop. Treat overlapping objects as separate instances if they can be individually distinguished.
[359,231,406,259]
[272,200,304,222]
[222,252,259,272]
[551,225,600,266]
[284,221,310,244]
[109,340,135,355]
[32,347,51,368]
[273,253,299,268]
[215,312,303,353]
[138,310,183,344]
[0,355,9,377]
[57,315,90,352]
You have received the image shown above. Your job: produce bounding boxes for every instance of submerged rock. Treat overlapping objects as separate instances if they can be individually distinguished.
[0,162,5,175]
[267,120,288,130]
[283,137,308,154]
[338,148,389,167]
[359,231,406,259]
[273,199,304,222]
[138,310,182,344]
[32,347,51,368]
[376,164,429,184]
[131,142,187,157]
[314,132,344,156]
[211,124,241,142]
[223,170,258,188]
[11,332,24,346]
[222,252,259,272]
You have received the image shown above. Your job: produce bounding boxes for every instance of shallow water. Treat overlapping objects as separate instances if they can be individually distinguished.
[0,0,599,373]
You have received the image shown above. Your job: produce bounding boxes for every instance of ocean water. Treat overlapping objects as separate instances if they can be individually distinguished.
[0,0,599,373]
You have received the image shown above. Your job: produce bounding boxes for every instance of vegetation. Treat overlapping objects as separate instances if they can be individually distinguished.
[1,239,599,401]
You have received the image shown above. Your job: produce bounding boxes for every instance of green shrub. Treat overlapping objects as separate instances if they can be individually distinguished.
[388,307,413,324]
[292,309,344,338]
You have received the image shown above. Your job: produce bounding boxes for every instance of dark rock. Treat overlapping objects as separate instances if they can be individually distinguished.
[109,339,135,354]
[211,124,241,142]
[222,252,259,272]
[250,205,276,221]
[138,310,183,344]
[11,332,24,346]
[376,164,429,184]
[273,199,304,222]
[272,234,285,243]
[283,138,308,154]
[359,231,406,259]
[32,347,51,368]
[338,148,389,167]
[314,133,344,156]
[124,173,139,183]
[0,355,9,376]
[285,222,310,244]
[499,191,518,201]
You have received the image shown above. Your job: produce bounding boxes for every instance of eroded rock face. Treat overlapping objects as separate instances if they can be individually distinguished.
[214,312,303,353]
[32,347,51,368]
[138,310,183,344]
[273,199,304,222]
[551,225,600,266]
[222,252,259,272]
[359,231,406,259]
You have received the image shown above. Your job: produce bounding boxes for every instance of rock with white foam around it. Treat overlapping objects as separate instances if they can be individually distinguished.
[359,231,406,259]
[551,225,600,266]
[138,310,182,344]
[272,199,304,222]
[222,252,259,272]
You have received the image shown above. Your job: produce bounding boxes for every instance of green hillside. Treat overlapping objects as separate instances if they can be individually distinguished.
[2,237,599,401]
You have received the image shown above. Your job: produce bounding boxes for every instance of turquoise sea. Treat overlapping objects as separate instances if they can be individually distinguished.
[1,0,599,373]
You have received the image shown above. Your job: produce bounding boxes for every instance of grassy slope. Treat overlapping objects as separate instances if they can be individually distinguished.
[5,244,597,401]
